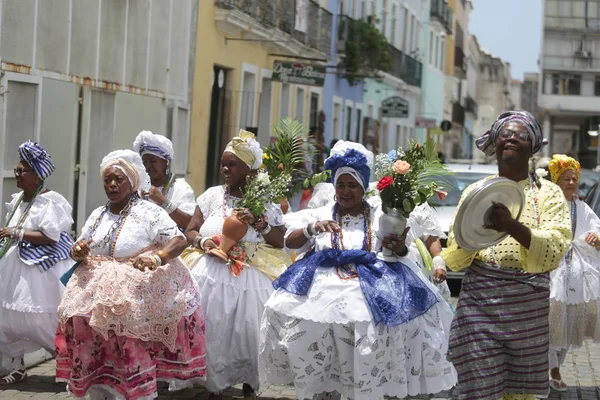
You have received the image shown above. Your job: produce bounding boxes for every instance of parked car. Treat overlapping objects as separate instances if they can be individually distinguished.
[579,169,598,198]
[584,175,600,216]
[430,163,498,295]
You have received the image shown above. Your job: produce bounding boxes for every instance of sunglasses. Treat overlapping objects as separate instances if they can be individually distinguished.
[14,168,34,176]
[499,129,530,142]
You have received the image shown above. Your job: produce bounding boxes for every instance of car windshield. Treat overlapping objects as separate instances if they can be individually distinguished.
[430,172,492,206]
[579,169,598,197]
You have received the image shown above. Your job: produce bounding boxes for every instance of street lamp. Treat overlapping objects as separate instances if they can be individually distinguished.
[588,128,600,166]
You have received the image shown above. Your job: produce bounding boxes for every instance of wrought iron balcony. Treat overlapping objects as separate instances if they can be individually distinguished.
[430,0,453,34]
[388,44,422,87]
[452,102,465,126]
[465,96,478,117]
[215,0,331,56]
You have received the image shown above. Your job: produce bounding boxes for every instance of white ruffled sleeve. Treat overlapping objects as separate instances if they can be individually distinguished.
[169,178,197,216]
[407,202,446,245]
[4,193,20,221]
[144,202,184,246]
[196,186,223,218]
[579,200,600,238]
[265,202,284,227]
[282,207,325,254]
[27,191,74,242]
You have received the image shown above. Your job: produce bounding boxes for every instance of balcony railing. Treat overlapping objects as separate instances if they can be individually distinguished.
[465,96,478,117]
[215,0,332,55]
[430,0,453,34]
[454,46,466,76]
[452,102,465,126]
[388,44,423,87]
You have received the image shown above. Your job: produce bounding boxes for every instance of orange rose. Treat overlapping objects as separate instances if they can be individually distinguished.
[393,160,411,175]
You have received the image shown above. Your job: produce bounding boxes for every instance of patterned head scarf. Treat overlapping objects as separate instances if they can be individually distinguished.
[132,130,173,163]
[548,154,581,184]
[17,141,56,180]
[224,130,263,170]
[476,110,547,157]
[100,150,151,193]
[324,140,374,191]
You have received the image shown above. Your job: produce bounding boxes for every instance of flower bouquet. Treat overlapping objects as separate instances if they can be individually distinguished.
[374,140,452,259]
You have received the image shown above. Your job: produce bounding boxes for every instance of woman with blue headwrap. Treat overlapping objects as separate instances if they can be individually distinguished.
[0,141,74,385]
[443,111,572,400]
[259,141,456,400]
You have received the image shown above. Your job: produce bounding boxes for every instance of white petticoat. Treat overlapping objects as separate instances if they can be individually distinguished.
[190,253,273,393]
[258,257,457,400]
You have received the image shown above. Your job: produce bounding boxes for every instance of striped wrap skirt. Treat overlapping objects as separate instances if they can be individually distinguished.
[448,261,550,400]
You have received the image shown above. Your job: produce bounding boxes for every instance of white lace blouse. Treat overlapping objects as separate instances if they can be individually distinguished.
[79,199,183,258]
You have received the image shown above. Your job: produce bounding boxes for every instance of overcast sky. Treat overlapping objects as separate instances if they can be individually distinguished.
[469,0,542,80]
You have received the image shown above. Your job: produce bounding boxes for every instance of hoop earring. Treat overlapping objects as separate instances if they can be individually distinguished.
[333,194,337,202]
[165,165,171,177]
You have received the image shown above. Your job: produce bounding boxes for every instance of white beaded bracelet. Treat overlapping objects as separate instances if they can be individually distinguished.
[258,224,272,235]
[302,224,312,239]
[200,237,211,250]
[162,199,176,214]
[18,228,25,242]
[193,235,202,248]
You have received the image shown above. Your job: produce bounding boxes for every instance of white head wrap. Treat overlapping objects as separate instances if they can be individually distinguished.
[132,130,174,163]
[100,149,151,194]
[325,140,374,192]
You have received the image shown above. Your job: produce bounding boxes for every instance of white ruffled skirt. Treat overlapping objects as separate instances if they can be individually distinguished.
[258,258,457,400]
[190,253,274,393]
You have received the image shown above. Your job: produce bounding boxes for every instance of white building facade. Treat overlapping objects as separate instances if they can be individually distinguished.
[0,0,197,230]
[538,0,600,166]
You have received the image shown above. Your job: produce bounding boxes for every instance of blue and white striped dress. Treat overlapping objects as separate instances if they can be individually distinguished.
[0,191,74,358]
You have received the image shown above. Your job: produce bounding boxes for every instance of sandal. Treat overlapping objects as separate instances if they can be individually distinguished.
[549,378,567,391]
[0,369,27,385]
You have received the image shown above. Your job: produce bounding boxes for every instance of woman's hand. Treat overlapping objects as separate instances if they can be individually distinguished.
[202,238,218,251]
[234,208,258,225]
[0,227,13,239]
[133,255,158,271]
[313,220,341,234]
[142,186,166,206]
[585,232,600,249]
[483,202,514,232]
[70,239,91,262]
[433,269,447,284]
[382,227,411,256]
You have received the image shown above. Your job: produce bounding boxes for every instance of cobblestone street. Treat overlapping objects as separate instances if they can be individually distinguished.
[0,340,599,399]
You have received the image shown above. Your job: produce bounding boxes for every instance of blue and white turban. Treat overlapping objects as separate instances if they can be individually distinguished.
[133,130,174,163]
[17,141,55,180]
[324,140,374,191]
[476,110,548,157]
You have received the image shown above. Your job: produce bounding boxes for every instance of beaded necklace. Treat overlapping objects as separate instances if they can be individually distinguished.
[87,195,137,257]
[0,184,45,259]
[161,174,175,196]
[490,174,540,266]
[331,202,372,280]
[564,199,577,297]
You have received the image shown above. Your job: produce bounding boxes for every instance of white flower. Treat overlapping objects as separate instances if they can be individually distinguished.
[256,171,271,186]
[535,168,548,178]
[247,138,264,169]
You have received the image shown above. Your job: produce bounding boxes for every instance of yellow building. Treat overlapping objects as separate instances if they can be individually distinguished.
[188,0,331,192]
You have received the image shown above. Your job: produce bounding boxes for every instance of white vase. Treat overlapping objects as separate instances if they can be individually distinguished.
[378,207,407,261]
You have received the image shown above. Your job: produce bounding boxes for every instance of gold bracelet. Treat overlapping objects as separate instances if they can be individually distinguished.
[154,250,168,266]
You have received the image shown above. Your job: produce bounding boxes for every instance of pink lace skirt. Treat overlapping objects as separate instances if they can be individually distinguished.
[55,310,206,399]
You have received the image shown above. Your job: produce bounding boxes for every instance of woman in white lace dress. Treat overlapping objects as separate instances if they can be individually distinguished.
[0,141,74,385]
[185,131,288,400]
[56,150,205,400]
[133,130,196,230]
[259,141,456,400]
[547,155,600,391]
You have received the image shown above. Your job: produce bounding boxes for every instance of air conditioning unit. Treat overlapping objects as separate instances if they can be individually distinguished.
[575,50,592,58]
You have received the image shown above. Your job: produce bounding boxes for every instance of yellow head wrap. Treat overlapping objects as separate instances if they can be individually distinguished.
[224,130,263,170]
[548,154,581,183]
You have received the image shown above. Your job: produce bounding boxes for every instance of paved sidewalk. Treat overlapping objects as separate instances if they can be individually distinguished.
[1,340,599,399]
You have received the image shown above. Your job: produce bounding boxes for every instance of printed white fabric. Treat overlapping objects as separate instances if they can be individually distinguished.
[149,178,196,216]
[80,200,183,258]
[189,185,284,392]
[261,203,456,400]
[0,191,73,359]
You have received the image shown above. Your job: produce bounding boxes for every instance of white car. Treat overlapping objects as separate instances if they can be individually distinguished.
[431,163,498,293]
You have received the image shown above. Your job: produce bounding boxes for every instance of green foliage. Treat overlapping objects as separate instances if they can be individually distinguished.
[374,140,454,217]
[237,170,291,217]
[262,118,313,197]
[342,16,392,86]
[303,169,331,189]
